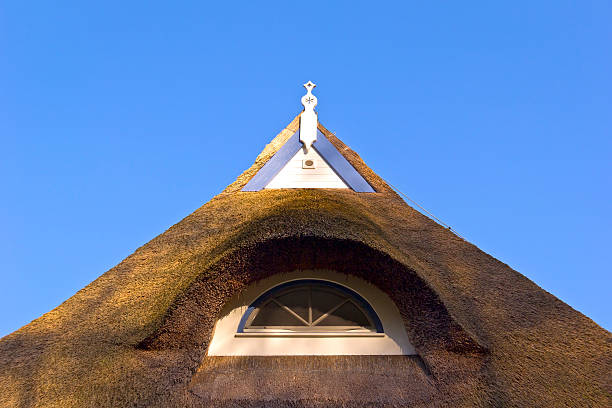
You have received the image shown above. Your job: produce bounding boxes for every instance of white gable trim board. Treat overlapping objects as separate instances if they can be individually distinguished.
[242,130,375,192]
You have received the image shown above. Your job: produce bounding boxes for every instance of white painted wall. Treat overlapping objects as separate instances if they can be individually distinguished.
[265,147,349,189]
[207,270,416,356]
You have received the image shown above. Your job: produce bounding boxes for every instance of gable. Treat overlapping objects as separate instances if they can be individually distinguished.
[265,144,348,189]
[242,129,375,192]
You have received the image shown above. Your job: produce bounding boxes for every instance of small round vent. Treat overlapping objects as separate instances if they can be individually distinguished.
[302,159,316,169]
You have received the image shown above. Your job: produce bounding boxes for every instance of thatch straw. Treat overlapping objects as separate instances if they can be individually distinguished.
[0,115,610,407]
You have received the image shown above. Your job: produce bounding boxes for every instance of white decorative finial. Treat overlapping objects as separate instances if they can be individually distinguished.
[299,81,318,152]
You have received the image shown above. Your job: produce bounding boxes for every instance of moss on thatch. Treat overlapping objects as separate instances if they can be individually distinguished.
[0,115,610,407]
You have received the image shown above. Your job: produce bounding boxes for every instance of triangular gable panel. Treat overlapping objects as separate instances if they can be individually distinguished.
[242,130,375,192]
[265,145,349,189]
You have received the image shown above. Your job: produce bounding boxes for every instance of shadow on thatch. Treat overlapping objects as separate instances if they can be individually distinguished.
[140,236,487,357]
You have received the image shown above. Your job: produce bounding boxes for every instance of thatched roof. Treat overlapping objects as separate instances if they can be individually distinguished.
[0,115,610,407]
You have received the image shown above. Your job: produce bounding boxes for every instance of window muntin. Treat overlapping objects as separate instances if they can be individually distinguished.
[238,280,383,333]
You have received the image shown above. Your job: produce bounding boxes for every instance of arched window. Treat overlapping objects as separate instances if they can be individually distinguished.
[238,280,383,333]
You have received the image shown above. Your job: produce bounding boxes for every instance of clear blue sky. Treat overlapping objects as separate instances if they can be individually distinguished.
[1,2,610,337]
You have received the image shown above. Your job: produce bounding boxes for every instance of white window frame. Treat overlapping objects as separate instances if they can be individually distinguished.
[207,270,416,355]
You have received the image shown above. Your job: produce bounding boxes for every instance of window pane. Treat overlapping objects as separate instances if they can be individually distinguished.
[311,289,346,322]
[249,301,306,326]
[317,301,371,327]
[276,289,309,322]
[242,281,380,332]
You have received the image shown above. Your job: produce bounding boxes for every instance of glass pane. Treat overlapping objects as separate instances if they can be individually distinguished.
[276,289,309,322]
[311,288,346,321]
[249,301,306,326]
[317,301,371,327]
